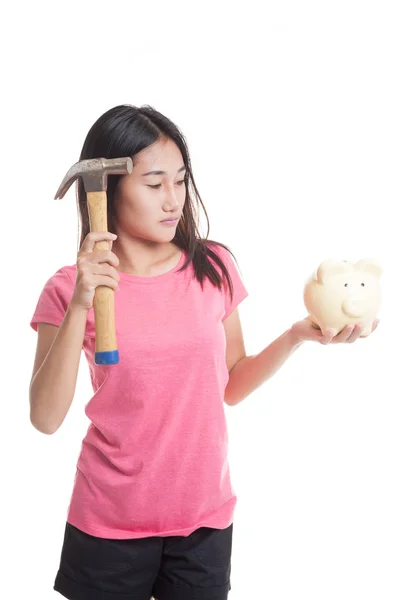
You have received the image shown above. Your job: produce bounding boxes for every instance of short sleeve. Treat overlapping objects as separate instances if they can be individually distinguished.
[30,268,75,331]
[210,243,249,320]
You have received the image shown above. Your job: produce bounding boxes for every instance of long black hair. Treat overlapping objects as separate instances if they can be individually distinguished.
[77,104,234,301]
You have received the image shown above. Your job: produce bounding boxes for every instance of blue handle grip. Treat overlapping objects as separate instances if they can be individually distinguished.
[95,350,120,365]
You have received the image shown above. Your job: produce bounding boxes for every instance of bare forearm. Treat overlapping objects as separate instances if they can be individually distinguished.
[225,327,303,406]
[29,304,89,434]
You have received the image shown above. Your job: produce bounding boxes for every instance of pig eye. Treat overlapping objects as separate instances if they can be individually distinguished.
[361,283,365,287]
[344,283,348,287]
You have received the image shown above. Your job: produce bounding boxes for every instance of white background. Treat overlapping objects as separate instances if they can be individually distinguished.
[2,1,399,599]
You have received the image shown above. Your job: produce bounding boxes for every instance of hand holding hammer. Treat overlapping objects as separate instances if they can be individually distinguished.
[54,157,133,365]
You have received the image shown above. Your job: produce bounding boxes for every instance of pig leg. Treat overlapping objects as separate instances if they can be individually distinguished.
[359,323,373,337]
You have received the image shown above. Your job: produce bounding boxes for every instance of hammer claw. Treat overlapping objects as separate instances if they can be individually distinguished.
[54,157,133,199]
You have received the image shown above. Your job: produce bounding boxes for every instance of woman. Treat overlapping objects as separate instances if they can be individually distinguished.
[29,104,378,600]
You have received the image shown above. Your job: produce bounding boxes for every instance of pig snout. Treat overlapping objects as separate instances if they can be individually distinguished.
[342,295,367,318]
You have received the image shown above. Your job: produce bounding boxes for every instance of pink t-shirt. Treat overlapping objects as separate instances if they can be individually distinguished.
[30,243,248,539]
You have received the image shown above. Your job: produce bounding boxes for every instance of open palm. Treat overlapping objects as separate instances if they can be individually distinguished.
[291,317,380,345]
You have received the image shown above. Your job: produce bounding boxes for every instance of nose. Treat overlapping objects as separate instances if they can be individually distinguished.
[342,295,366,318]
[162,182,181,208]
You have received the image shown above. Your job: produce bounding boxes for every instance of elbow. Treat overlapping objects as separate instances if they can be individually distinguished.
[224,398,239,407]
[223,383,236,406]
[224,392,239,407]
[224,386,248,406]
[30,411,59,435]
[29,393,60,435]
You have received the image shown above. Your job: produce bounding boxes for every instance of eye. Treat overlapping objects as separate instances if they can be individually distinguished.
[147,180,186,190]
[361,282,365,287]
[344,283,348,287]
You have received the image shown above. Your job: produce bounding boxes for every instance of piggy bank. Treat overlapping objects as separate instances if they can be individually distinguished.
[303,259,382,337]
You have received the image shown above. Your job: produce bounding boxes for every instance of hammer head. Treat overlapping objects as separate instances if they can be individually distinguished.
[54,157,133,199]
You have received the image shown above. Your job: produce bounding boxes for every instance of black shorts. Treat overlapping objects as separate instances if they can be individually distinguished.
[54,521,233,600]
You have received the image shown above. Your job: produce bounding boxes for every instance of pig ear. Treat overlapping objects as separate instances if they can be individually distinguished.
[316,260,350,283]
[355,258,383,279]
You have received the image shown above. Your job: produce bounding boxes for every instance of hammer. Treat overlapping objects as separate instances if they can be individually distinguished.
[54,157,133,365]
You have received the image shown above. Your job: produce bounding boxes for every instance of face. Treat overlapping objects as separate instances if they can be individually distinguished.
[113,138,186,242]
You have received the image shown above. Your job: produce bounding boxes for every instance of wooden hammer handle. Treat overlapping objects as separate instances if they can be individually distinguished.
[87,191,119,365]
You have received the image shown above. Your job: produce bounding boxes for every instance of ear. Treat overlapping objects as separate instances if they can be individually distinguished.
[316,260,351,283]
[355,258,383,279]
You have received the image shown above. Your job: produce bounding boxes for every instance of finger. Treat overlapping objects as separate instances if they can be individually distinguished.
[93,274,120,291]
[321,329,335,345]
[95,250,120,267]
[372,319,380,331]
[81,232,117,253]
[332,325,354,344]
[93,263,120,280]
[346,324,362,343]
[78,250,120,271]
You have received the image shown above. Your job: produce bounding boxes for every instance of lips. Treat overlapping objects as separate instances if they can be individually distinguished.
[161,217,179,222]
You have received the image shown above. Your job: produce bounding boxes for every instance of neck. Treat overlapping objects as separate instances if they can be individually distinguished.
[113,237,180,276]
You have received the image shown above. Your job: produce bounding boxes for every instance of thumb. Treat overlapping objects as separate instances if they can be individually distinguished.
[322,329,335,344]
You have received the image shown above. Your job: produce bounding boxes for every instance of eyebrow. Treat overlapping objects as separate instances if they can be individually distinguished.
[141,165,187,176]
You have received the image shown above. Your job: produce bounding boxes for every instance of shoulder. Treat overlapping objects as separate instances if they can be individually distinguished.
[204,240,235,265]
[30,265,77,331]
[204,241,242,279]
[46,264,76,284]
[39,264,76,295]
